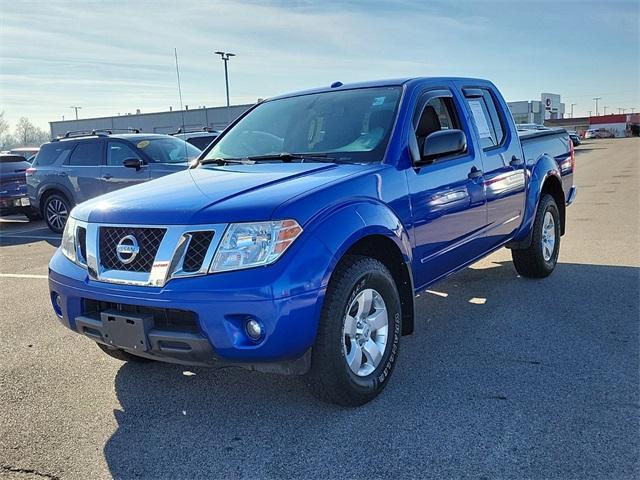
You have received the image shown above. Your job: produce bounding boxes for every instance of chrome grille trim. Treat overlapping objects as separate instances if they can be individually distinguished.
[76,221,226,287]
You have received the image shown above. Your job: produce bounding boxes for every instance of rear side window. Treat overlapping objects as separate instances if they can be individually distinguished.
[465,89,505,149]
[68,141,102,166]
[33,143,73,166]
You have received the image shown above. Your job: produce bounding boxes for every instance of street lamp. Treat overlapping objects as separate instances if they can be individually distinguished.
[214,51,236,122]
[593,97,601,116]
[69,106,82,120]
[570,103,576,118]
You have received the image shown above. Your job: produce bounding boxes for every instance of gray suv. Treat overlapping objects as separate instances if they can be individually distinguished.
[27,131,201,232]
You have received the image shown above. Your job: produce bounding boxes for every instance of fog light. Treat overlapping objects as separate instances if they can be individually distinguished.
[51,292,63,317]
[245,319,263,341]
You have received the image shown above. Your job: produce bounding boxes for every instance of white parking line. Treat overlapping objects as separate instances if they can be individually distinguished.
[0,273,48,279]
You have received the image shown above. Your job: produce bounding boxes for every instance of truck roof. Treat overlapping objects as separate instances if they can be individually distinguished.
[268,76,490,101]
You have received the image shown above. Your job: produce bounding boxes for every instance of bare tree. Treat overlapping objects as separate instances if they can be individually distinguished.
[0,111,10,149]
[13,117,49,147]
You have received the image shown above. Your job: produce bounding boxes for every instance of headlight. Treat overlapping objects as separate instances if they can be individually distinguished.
[210,220,302,273]
[60,216,77,263]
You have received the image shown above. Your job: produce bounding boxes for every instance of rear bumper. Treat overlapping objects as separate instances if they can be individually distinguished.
[48,249,325,370]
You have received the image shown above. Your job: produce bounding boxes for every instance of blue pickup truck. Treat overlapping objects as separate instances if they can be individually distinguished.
[48,77,576,406]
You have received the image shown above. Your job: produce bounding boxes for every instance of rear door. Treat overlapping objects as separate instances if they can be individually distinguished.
[461,85,526,247]
[405,87,487,288]
[64,140,105,202]
[101,140,150,193]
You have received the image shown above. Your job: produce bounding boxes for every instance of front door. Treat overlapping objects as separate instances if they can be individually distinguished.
[101,140,150,193]
[406,88,487,289]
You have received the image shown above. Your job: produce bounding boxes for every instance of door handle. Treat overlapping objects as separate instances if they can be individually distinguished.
[468,167,483,180]
[102,174,112,180]
[510,155,524,167]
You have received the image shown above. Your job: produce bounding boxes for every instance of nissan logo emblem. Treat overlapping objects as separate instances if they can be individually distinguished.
[115,235,140,264]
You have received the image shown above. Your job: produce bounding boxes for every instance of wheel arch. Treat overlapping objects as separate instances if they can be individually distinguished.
[310,201,416,336]
[39,185,74,213]
[508,155,566,249]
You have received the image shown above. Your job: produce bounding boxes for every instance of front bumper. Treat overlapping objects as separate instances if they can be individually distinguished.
[49,249,325,370]
[566,185,577,206]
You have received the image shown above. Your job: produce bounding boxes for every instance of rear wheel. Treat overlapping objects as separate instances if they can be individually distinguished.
[96,343,152,363]
[512,194,561,278]
[307,255,401,406]
[43,193,71,233]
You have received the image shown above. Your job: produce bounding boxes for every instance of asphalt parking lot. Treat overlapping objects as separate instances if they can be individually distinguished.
[0,138,638,480]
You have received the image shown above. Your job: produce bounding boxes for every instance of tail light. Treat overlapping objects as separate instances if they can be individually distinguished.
[25,167,36,176]
[569,138,575,172]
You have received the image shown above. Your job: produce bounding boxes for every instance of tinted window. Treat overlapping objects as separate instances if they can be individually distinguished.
[204,86,402,163]
[134,137,201,163]
[68,141,102,166]
[33,143,74,166]
[466,89,505,149]
[0,155,27,163]
[187,135,217,150]
[107,141,141,166]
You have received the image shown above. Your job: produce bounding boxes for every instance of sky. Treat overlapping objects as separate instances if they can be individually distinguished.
[0,0,638,130]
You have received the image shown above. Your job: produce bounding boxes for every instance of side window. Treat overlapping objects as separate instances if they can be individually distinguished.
[413,95,460,159]
[33,143,73,166]
[107,141,141,166]
[68,141,102,166]
[466,89,505,149]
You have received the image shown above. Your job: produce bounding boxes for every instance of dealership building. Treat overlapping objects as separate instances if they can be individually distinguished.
[49,103,254,138]
[507,93,566,125]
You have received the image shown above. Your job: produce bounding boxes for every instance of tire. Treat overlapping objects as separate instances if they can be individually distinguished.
[43,193,71,233]
[307,255,402,406]
[512,194,561,278]
[96,343,152,363]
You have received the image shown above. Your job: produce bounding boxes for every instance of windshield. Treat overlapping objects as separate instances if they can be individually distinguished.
[204,86,401,163]
[135,137,201,163]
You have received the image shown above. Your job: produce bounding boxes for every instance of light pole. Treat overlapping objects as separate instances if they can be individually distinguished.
[632,108,636,114]
[603,105,608,115]
[593,97,601,116]
[588,110,592,117]
[570,103,576,118]
[214,51,236,123]
[69,106,82,120]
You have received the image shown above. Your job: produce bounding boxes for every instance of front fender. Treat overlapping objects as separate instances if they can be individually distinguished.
[304,200,412,290]
[510,154,561,245]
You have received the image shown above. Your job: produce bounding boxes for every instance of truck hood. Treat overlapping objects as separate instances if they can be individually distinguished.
[72,162,370,225]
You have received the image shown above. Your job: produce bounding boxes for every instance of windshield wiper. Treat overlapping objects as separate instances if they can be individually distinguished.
[199,157,255,166]
[247,152,331,162]
[199,152,347,166]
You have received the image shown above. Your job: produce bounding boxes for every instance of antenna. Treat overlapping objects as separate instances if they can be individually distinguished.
[174,48,189,162]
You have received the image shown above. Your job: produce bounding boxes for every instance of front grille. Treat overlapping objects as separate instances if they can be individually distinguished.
[182,231,215,272]
[82,299,199,333]
[99,227,166,272]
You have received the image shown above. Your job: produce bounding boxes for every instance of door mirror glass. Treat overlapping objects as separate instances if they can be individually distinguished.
[123,158,143,170]
[421,129,467,161]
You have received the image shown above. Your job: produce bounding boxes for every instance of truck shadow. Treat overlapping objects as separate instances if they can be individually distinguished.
[104,260,639,478]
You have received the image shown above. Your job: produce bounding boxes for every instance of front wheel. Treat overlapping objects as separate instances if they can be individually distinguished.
[512,194,561,278]
[307,255,402,406]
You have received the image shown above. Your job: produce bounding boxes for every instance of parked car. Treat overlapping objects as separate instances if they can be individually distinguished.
[0,154,39,219]
[171,127,220,150]
[567,130,581,146]
[48,77,575,406]
[9,147,40,160]
[27,131,201,233]
[584,128,614,139]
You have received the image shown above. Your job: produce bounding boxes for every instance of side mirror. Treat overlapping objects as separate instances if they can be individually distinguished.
[422,129,467,162]
[123,158,143,170]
